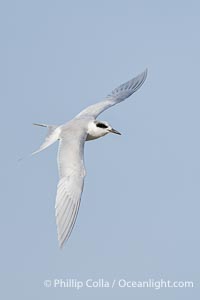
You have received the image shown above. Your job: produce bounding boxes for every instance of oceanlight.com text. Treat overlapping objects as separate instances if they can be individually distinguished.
[43,278,194,290]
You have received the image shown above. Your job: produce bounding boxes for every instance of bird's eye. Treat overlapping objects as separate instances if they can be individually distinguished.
[96,123,108,129]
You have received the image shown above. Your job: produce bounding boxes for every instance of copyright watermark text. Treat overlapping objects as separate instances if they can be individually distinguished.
[43,278,194,290]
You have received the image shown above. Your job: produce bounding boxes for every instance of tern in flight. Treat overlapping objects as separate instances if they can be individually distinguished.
[32,69,147,248]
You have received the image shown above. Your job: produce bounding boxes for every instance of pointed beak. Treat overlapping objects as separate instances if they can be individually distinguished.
[109,128,121,135]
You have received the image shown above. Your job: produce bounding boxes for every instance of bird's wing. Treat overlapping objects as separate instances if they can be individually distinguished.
[75,69,147,119]
[55,127,87,248]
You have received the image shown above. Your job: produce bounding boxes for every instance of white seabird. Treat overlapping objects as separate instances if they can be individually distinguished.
[32,69,148,248]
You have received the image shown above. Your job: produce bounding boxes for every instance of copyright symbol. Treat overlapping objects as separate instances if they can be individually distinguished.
[44,280,51,288]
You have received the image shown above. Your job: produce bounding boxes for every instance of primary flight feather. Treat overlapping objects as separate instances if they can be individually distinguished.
[33,69,147,248]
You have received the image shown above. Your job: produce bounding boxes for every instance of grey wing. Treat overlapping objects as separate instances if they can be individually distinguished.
[55,130,87,248]
[76,69,147,119]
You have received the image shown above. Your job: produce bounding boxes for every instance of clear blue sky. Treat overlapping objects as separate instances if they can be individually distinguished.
[1,0,199,299]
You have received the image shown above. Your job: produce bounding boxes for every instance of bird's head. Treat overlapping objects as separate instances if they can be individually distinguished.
[86,120,121,141]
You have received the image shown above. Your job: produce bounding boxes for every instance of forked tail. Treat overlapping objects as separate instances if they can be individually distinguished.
[31,123,61,155]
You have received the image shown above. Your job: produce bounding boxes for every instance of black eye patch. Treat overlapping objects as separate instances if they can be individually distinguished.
[96,123,108,129]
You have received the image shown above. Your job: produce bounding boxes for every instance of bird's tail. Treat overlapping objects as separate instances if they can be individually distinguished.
[31,123,61,155]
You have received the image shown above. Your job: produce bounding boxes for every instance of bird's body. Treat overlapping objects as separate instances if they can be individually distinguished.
[32,69,147,247]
